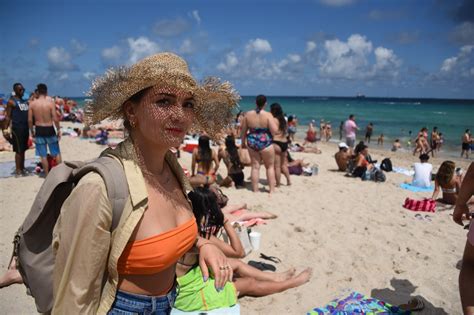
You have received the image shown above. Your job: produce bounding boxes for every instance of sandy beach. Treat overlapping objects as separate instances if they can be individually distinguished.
[0,126,471,314]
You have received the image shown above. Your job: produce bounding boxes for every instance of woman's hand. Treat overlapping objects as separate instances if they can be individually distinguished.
[198,242,233,291]
[453,203,470,226]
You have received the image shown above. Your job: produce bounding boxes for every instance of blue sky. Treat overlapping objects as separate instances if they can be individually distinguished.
[1,0,474,99]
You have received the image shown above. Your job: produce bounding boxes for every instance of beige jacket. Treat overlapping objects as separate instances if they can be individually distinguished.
[52,138,192,314]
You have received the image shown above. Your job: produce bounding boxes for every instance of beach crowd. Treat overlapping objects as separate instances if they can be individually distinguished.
[0,52,473,314]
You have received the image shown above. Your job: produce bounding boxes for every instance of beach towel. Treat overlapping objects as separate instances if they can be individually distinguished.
[0,159,37,178]
[308,291,409,315]
[393,167,415,177]
[400,183,434,192]
[403,197,436,212]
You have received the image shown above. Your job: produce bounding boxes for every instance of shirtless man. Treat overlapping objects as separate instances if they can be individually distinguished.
[462,129,472,159]
[28,83,61,175]
[335,142,351,171]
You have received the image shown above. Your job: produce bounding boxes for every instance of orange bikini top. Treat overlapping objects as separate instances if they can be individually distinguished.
[117,218,198,275]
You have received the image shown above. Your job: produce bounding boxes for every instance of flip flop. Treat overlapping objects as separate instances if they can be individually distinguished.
[414,213,424,221]
[260,253,282,263]
[248,260,276,272]
[424,214,432,222]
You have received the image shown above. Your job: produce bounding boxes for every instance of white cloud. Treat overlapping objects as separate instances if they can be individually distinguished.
[47,47,78,72]
[70,39,87,56]
[217,52,239,72]
[441,57,458,72]
[306,41,317,53]
[83,72,96,80]
[245,38,272,55]
[180,39,195,55]
[101,45,122,65]
[319,0,355,7]
[153,18,189,37]
[127,37,160,64]
[440,45,474,77]
[320,34,372,79]
[190,10,201,25]
[288,54,301,63]
[58,73,69,81]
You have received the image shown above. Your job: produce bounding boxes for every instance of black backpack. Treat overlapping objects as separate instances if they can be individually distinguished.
[380,158,393,172]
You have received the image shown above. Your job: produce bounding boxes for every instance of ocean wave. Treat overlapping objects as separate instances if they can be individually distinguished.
[433,111,447,115]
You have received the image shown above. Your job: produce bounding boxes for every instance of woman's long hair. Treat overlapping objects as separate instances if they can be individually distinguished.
[225,135,243,169]
[188,187,224,239]
[436,160,455,186]
[198,135,212,167]
[270,103,287,134]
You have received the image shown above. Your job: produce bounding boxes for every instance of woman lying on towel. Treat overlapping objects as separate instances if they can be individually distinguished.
[174,187,312,312]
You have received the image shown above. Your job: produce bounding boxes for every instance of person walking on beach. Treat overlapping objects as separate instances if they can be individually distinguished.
[453,162,474,315]
[287,115,297,142]
[461,129,472,159]
[241,94,278,193]
[2,83,30,176]
[339,121,344,140]
[344,114,358,148]
[365,122,374,143]
[430,126,439,157]
[28,83,62,176]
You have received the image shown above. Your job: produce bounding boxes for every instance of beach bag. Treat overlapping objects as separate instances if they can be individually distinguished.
[373,169,386,182]
[11,154,129,313]
[380,158,393,172]
[403,197,436,212]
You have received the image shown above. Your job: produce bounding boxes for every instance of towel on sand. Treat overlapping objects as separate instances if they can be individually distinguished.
[400,183,434,192]
[308,291,408,314]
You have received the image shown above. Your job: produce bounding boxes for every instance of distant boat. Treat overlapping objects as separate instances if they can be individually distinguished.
[356,93,366,98]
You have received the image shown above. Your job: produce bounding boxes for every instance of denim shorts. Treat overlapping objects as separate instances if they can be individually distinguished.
[108,287,177,315]
[35,136,60,157]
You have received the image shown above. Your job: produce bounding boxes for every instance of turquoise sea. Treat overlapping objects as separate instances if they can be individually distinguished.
[71,96,473,158]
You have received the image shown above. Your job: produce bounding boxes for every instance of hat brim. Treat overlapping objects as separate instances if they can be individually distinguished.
[85,64,240,139]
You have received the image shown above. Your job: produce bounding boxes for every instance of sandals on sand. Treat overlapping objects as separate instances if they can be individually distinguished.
[248,260,276,272]
[398,297,425,312]
[260,253,282,263]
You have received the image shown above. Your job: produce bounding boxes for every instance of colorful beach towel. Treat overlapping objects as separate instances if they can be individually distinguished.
[400,183,434,192]
[308,291,409,315]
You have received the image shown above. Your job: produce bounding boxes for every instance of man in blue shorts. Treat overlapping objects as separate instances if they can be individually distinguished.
[28,83,61,176]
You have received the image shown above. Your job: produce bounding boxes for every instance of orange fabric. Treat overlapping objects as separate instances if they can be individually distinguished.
[361,157,369,167]
[117,218,197,275]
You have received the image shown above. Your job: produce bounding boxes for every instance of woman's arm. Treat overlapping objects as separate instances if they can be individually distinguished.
[454,163,474,225]
[432,179,440,200]
[52,173,112,314]
[208,220,245,258]
[240,116,248,148]
[212,149,220,174]
[191,148,197,176]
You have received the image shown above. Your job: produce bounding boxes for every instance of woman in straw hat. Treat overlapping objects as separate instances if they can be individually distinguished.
[52,53,240,314]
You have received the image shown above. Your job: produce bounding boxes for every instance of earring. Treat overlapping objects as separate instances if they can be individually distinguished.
[130,120,137,128]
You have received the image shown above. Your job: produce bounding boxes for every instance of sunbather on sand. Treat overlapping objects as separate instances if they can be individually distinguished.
[174,187,312,312]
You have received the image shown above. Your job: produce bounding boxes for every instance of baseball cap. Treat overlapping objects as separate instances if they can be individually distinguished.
[338,142,349,149]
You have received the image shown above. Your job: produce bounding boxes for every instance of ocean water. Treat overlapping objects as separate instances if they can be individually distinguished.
[71,96,473,157]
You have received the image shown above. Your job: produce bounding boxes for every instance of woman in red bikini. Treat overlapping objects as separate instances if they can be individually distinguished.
[50,53,239,314]
[190,135,220,187]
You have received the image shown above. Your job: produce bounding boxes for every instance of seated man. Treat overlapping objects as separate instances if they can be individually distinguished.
[412,153,432,188]
[335,142,351,171]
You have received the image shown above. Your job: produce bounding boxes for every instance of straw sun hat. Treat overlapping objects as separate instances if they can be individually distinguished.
[85,52,240,138]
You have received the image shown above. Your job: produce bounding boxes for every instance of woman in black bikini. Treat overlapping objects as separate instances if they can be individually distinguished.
[218,135,245,188]
[270,103,291,186]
